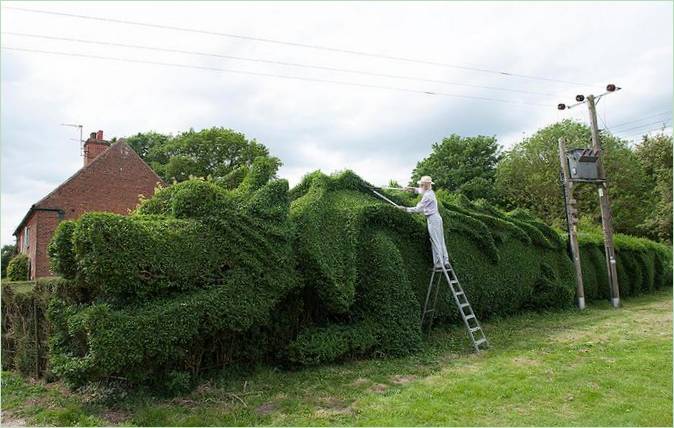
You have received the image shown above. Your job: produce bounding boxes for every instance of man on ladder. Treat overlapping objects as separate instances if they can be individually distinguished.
[399,176,450,270]
[399,175,488,352]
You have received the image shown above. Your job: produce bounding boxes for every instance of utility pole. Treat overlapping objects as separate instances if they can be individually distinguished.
[558,137,585,309]
[557,84,621,309]
[586,95,621,308]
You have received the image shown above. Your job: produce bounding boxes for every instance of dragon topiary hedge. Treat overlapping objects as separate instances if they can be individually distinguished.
[4,163,670,388]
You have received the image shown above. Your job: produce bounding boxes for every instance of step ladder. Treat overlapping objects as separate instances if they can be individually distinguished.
[421,263,489,352]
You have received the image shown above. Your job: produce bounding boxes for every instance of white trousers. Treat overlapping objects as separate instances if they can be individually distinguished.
[427,213,449,267]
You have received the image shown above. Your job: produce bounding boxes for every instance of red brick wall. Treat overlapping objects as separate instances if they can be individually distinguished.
[83,141,109,167]
[34,211,62,278]
[15,213,38,279]
[29,142,163,278]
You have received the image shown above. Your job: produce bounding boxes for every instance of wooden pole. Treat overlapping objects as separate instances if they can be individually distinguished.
[586,95,621,308]
[558,138,585,309]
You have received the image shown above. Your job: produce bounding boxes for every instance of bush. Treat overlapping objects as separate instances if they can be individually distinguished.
[42,167,672,389]
[286,171,575,362]
[47,221,77,279]
[7,254,30,281]
[47,159,300,386]
[1,278,61,377]
[576,232,671,299]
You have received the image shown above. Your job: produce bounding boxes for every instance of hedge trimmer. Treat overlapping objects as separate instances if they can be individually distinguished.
[367,185,415,208]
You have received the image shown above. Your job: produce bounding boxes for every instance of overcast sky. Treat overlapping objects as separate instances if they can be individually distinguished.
[1,1,672,245]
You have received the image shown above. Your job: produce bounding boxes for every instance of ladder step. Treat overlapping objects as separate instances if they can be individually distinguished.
[423,263,488,354]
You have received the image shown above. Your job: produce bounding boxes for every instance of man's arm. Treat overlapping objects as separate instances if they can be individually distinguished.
[406,193,431,213]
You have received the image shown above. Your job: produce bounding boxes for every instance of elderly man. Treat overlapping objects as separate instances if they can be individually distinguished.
[400,176,450,269]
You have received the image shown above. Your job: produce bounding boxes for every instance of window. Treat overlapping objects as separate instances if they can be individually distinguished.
[23,226,29,251]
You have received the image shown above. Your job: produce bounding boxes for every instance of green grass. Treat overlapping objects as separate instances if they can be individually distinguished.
[2,289,672,426]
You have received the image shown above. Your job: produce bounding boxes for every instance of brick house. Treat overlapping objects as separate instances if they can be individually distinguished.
[13,130,164,279]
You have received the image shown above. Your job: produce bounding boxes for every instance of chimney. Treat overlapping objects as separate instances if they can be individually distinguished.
[83,129,110,167]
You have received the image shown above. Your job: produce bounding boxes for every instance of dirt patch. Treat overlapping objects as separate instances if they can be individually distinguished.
[318,396,351,409]
[350,377,370,387]
[391,374,417,384]
[255,402,277,416]
[1,413,27,427]
[314,407,354,418]
[368,383,389,393]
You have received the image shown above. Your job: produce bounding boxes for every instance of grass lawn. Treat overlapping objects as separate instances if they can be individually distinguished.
[2,288,672,426]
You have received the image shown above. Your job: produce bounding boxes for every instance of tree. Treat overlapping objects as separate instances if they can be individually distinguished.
[124,128,280,183]
[495,119,653,236]
[1,244,16,278]
[635,133,673,242]
[411,134,501,201]
[125,131,171,164]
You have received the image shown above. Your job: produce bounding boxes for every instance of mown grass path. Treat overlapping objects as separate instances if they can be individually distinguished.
[2,289,671,426]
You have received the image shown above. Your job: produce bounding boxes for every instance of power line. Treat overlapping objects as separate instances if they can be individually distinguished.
[623,124,671,139]
[2,5,591,87]
[609,111,672,130]
[1,31,556,97]
[613,119,671,134]
[1,46,550,107]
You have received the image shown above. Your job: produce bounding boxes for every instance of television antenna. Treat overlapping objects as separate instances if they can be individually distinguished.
[60,123,84,156]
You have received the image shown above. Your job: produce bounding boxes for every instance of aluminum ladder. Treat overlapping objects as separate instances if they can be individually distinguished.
[421,263,489,352]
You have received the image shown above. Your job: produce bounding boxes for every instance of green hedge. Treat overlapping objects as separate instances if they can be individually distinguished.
[7,254,30,281]
[576,232,671,300]
[46,160,300,386]
[1,279,62,378]
[285,171,575,364]
[40,167,672,388]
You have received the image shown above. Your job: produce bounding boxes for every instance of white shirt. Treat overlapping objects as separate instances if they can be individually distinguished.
[406,189,439,217]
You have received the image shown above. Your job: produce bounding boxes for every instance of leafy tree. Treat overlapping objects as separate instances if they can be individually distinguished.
[124,128,279,183]
[635,133,673,242]
[125,131,171,163]
[495,119,652,236]
[1,244,17,278]
[411,134,501,201]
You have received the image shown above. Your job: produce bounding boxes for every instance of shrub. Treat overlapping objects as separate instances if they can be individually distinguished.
[7,254,30,281]
[575,232,671,299]
[42,167,672,390]
[1,278,61,377]
[287,170,575,361]
[48,160,300,386]
[47,221,77,279]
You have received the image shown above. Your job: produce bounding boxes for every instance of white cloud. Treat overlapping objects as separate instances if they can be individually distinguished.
[1,1,672,244]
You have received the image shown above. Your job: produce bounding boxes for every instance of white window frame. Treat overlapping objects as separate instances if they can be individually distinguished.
[23,226,30,251]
